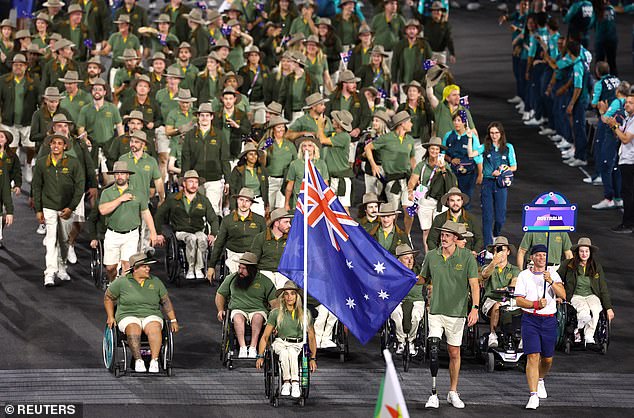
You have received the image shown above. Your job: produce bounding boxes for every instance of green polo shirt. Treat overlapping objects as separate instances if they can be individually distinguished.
[209,211,267,265]
[413,160,437,186]
[252,230,288,272]
[421,246,479,318]
[60,89,92,122]
[519,232,572,264]
[99,184,147,232]
[217,271,276,314]
[337,18,357,46]
[372,131,415,175]
[108,274,167,323]
[77,102,123,146]
[483,263,521,302]
[165,108,194,129]
[324,132,351,176]
[108,32,141,66]
[118,152,161,202]
[306,56,327,85]
[177,63,198,91]
[286,158,329,204]
[403,283,425,303]
[13,78,25,126]
[370,12,405,51]
[155,88,180,121]
[261,138,296,177]
[289,114,333,135]
[267,308,314,339]
[574,265,593,297]
[435,102,474,140]
[289,76,308,112]
[376,226,394,251]
[289,16,315,38]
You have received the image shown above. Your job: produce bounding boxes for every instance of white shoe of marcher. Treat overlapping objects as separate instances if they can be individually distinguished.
[135,359,147,373]
[526,394,540,409]
[281,382,291,396]
[425,394,439,408]
[497,3,508,10]
[568,159,588,167]
[592,199,615,210]
[450,1,461,8]
[148,359,160,373]
[185,270,196,280]
[238,346,248,358]
[539,128,555,136]
[466,2,481,10]
[507,96,521,104]
[318,339,337,349]
[57,271,71,281]
[67,245,77,264]
[537,380,547,399]
[291,382,301,398]
[247,346,257,359]
[488,332,498,348]
[395,343,405,355]
[447,391,465,408]
[36,224,47,235]
[524,117,542,126]
[409,343,418,356]
[522,111,531,121]
[44,274,55,287]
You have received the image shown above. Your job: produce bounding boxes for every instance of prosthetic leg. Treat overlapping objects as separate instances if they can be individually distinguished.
[425,337,442,408]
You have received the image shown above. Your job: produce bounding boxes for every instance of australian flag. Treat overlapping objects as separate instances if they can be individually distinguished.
[278,159,418,345]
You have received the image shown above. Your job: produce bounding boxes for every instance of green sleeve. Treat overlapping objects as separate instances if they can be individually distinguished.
[420,255,431,282]
[251,232,264,262]
[1,179,13,214]
[286,160,297,182]
[466,252,478,279]
[108,276,123,298]
[216,272,233,297]
[151,158,161,181]
[204,196,219,235]
[519,233,531,250]
[153,197,170,235]
[267,308,279,327]
[77,106,87,130]
[209,218,229,265]
[331,132,349,148]
[562,233,572,251]
[70,159,86,210]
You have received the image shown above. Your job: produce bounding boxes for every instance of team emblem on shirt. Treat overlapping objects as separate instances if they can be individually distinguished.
[455,264,463,271]
[144,165,150,171]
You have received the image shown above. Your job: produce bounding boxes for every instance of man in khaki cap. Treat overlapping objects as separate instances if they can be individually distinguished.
[42,38,82,92]
[112,49,143,105]
[287,92,333,141]
[94,14,141,69]
[109,110,157,162]
[154,170,219,280]
[29,87,69,150]
[56,4,90,60]
[99,160,157,283]
[357,192,382,232]
[368,202,409,255]
[208,188,267,282]
[326,69,372,140]
[0,54,40,183]
[59,70,92,121]
[251,208,294,289]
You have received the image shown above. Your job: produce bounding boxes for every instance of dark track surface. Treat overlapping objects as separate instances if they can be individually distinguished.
[1,4,634,417]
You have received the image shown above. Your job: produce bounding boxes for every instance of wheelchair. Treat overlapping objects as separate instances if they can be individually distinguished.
[163,227,209,287]
[90,240,108,290]
[102,319,174,377]
[309,304,349,363]
[220,308,264,369]
[380,303,428,372]
[477,290,525,372]
[559,301,610,355]
[263,337,311,407]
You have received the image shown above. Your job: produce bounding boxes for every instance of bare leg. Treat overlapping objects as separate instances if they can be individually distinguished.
[422,229,430,253]
[526,353,540,392]
[144,321,163,360]
[250,314,264,348]
[490,303,500,333]
[233,314,247,348]
[68,222,83,245]
[403,208,414,236]
[105,265,118,282]
[539,356,553,379]
[447,344,461,391]
[158,152,169,183]
[126,324,143,360]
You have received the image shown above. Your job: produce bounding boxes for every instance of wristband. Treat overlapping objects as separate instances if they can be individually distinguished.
[533,301,539,310]
[256,354,264,359]
[170,319,177,323]
[310,358,317,361]
[471,305,479,310]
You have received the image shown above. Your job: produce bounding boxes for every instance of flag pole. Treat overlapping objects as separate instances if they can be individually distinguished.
[303,150,309,345]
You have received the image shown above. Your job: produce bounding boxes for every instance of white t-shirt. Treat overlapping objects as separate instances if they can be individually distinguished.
[514,267,562,315]
[618,113,634,165]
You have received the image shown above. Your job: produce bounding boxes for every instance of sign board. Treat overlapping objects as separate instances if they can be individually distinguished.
[522,192,577,232]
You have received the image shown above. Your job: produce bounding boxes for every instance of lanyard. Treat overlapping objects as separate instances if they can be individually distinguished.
[247,67,261,98]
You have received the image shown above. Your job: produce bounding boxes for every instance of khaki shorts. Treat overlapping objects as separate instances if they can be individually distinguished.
[231,309,267,324]
[482,297,513,317]
[428,314,466,347]
[118,315,163,333]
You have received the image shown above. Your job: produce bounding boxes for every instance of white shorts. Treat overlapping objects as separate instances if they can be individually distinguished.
[118,314,163,333]
[3,124,34,148]
[415,196,439,230]
[230,309,267,323]
[250,101,266,125]
[428,314,466,347]
[482,298,507,316]
[72,194,86,222]
[348,142,357,164]
[202,179,224,215]
[103,228,139,265]
[155,126,171,154]
[330,177,352,207]
[386,178,412,207]
[261,270,289,289]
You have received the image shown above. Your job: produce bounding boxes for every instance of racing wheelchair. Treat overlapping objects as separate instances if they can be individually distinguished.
[220,308,265,369]
[557,301,610,355]
[163,226,210,286]
[102,319,174,377]
[263,338,311,407]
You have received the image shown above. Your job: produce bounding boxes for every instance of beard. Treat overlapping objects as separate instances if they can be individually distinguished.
[235,265,258,289]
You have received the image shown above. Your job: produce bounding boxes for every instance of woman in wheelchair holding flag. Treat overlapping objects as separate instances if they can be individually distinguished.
[256,280,317,398]
[104,252,179,373]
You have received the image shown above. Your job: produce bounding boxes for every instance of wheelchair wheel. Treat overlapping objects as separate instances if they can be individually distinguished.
[220,311,232,368]
[91,241,106,290]
[380,321,390,353]
[268,350,280,407]
[164,231,180,284]
[300,346,311,401]
[486,352,495,373]
[402,340,410,372]
[102,325,117,372]
[162,324,174,376]
[175,240,188,287]
[264,352,272,398]
[335,321,348,363]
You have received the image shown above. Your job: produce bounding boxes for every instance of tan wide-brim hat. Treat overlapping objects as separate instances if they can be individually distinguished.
[571,237,599,253]
[275,280,301,297]
[107,160,135,175]
[361,192,381,206]
[51,113,74,125]
[58,70,83,83]
[370,45,389,57]
[338,69,361,84]
[391,110,411,128]
[395,244,419,258]
[123,110,146,123]
[266,102,283,116]
[44,133,71,146]
[269,208,294,226]
[220,71,244,88]
[486,236,517,253]
[182,169,206,184]
[239,142,264,160]
[435,220,465,240]
[422,136,447,151]
[238,252,258,265]
[303,92,329,110]
[331,110,353,133]
[174,89,197,102]
[426,63,449,88]
[294,134,321,150]
[268,115,289,129]
[403,80,424,94]
[43,87,63,100]
[232,187,257,202]
[440,187,470,206]
[127,252,157,273]
[378,202,401,216]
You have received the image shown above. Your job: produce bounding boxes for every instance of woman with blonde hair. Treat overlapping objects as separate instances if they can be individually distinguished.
[303,35,335,93]
[361,110,391,195]
[284,136,329,210]
[256,280,317,399]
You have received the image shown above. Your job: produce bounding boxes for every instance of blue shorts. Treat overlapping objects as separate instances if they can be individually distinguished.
[521,314,557,358]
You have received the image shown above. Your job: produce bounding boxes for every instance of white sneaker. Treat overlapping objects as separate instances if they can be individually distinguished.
[395,343,405,355]
[291,382,301,398]
[539,128,556,136]
[507,96,522,104]
[524,117,542,126]
[185,270,196,280]
[409,343,418,356]
[488,332,499,348]
[497,3,508,10]
[568,159,588,167]
[447,391,465,408]
[557,141,572,149]
[466,2,481,10]
[135,359,147,373]
[450,1,461,8]
[36,224,46,235]
[550,134,563,142]
[281,382,291,396]
[537,380,547,399]
[148,359,159,373]
[425,394,439,408]
[247,346,257,359]
[585,337,596,345]
[583,177,601,185]
[318,338,337,349]
[522,111,531,121]
[57,271,71,281]
[614,198,623,208]
[67,245,77,264]
[592,199,615,210]
[526,394,539,409]
[44,274,55,287]
[238,346,248,358]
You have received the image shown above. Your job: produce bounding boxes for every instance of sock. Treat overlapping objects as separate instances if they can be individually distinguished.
[530,392,538,396]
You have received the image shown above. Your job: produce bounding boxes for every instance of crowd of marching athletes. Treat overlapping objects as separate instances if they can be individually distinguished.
[0,0,621,410]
